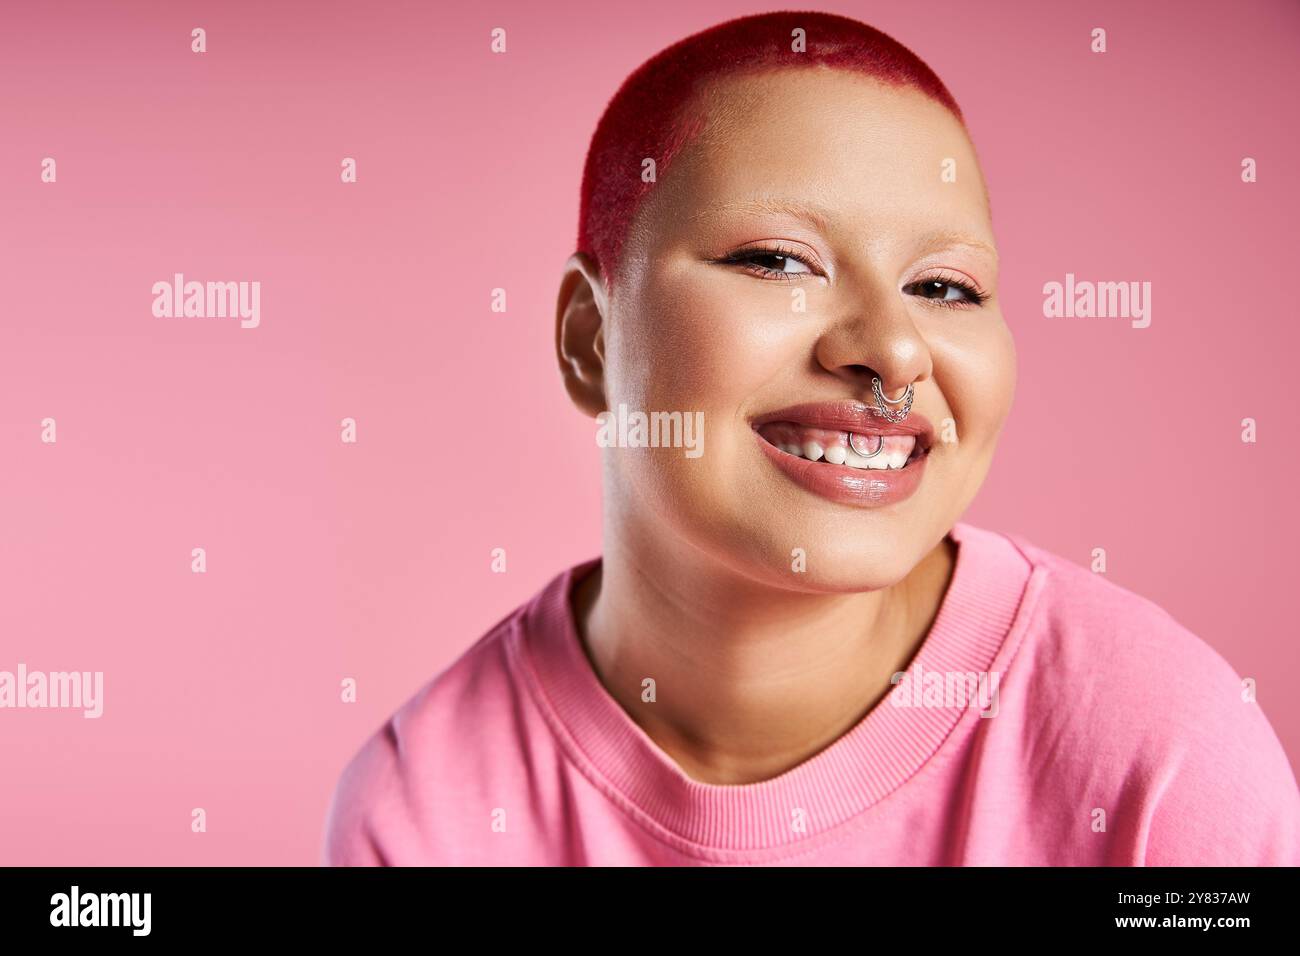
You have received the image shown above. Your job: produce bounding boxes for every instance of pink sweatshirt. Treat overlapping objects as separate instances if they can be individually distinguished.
[323,521,1300,865]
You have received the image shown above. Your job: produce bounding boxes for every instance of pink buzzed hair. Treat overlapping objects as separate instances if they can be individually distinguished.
[576,10,966,293]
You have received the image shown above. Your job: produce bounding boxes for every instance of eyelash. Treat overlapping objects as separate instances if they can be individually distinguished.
[719,243,990,309]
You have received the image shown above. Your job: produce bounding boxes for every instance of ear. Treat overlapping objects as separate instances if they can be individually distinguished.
[555,252,609,418]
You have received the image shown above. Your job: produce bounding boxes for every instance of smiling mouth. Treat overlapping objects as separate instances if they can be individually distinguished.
[755,422,930,471]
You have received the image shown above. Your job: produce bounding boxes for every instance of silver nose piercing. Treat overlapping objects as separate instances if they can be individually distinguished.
[872,377,914,423]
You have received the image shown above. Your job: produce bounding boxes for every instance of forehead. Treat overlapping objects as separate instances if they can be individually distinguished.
[640,66,992,248]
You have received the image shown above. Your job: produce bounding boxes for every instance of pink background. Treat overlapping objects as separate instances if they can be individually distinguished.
[1,0,1296,865]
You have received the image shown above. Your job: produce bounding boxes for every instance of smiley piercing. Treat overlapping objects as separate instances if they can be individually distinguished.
[848,432,885,458]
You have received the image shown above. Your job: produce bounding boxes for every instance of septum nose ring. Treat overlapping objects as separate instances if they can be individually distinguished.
[871,376,914,424]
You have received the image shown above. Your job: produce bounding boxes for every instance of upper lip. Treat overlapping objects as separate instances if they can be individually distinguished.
[751,401,936,452]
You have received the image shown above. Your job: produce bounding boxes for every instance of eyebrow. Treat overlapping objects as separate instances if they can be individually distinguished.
[690,196,835,232]
[690,197,998,262]
[913,229,999,263]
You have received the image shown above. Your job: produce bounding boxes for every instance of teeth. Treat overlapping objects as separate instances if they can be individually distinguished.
[760,422,920,469]
[843,444,910,470]
[844,444,880,470]
[767,429,916,469]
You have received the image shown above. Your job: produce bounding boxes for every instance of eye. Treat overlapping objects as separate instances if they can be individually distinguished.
[719,243,818,281]
[904,272,990,309]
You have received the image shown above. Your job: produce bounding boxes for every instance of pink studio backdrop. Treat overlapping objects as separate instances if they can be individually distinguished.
[1,0,1297,865]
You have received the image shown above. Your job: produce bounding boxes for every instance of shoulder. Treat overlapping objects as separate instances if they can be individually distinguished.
[999,529,1243,684]
[995,528,1300,864]
[321,603,527,866]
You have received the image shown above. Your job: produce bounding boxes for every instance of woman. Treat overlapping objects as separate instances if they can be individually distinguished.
[324,11,1299,865]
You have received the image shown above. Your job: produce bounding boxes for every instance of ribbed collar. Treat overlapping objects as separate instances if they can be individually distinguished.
[509,521,1034,857]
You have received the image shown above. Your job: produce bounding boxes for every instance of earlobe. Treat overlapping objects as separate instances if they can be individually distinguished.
[555,252,609,418]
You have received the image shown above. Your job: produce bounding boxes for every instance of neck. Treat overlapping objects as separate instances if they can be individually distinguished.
[574,512,958,785]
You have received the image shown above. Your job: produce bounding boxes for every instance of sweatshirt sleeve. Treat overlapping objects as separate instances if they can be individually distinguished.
[1137,627,1300,866]
[321,722,403,867]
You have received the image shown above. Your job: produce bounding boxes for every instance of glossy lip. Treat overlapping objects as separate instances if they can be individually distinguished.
[750,401,934,508]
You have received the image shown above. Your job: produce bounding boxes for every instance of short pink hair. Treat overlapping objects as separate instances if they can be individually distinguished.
[576,10,966,292]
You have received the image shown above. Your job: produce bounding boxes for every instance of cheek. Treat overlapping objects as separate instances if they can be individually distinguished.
[936,317,1016,443]
[612,273,791,411]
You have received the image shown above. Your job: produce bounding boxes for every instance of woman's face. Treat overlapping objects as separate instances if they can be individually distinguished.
[599,67,1014,591]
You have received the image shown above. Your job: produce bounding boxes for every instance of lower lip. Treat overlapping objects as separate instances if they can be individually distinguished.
[754,431,928,508]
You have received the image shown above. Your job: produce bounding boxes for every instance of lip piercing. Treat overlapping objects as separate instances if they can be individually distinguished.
[872,377,914,424]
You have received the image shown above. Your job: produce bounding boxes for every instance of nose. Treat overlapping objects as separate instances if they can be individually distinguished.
[813,283,932,399]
